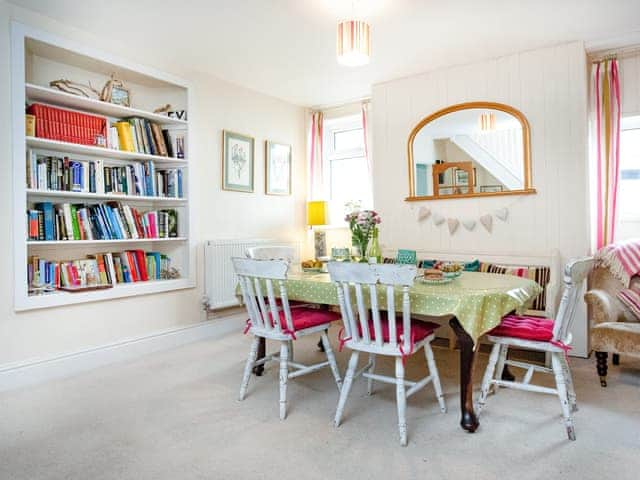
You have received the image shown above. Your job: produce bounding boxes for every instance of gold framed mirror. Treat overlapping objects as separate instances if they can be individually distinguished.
[406,102,536,201]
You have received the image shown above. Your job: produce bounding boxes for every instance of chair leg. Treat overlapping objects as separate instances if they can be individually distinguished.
[321,330,342,390]
[493,344,509,393]
[334,351,359,428]
[366,353,376,395]
[560,354,578,412]
[595,351,608,387]
[551,352,576,441]
[395,357,408,446]
[424,343,446,413]
[239,336,260,401]
[612,353,620,366]
[279,342,289,420]
[287,340,294,362]
[478,342,501,414]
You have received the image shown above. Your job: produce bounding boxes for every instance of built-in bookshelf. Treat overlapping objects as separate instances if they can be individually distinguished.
[11,23,195,310]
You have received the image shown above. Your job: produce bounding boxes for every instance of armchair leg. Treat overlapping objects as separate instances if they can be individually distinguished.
[595,351,608,387]
[612,353,620,366]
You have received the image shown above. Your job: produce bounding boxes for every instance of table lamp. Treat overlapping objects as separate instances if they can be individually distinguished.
[307,200,328,259]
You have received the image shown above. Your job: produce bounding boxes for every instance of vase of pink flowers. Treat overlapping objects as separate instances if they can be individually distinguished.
[345,210,382,263]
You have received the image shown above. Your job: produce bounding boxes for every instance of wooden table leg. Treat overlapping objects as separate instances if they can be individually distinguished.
[253,337,266,376]
[449,317,479,433]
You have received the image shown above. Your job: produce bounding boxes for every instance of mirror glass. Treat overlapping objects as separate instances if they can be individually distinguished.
[409,104,533,199]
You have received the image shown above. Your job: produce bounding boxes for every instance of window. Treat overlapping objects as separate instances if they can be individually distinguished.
[323,114,372,223]
[616,116,640,241]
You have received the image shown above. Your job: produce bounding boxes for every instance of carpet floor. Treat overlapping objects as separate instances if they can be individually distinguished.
[1,323,639,480]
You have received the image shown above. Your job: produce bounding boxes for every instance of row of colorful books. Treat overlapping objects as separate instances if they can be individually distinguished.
[108,118,185,158]
[26,152,184,198]
[28,250,172,290]
[27,202,178,241]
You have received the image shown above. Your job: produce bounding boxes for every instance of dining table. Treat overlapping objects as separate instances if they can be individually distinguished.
[247,269,542,433]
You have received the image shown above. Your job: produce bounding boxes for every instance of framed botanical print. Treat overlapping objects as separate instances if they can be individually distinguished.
[222,130,254,192]
[265,141,292,195]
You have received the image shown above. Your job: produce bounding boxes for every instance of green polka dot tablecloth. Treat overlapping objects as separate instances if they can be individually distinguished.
[237,271,542,344]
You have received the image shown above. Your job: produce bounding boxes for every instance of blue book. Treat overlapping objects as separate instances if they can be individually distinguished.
[97,205,114,239]
[36,202,54,240]
[108,207,123,239]
[177,170,183,198]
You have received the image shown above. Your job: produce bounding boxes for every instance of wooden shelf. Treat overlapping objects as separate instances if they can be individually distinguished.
[27,237,187,246]
[26,83,188,126]
[26,136,188,164]
[26,189,187,204]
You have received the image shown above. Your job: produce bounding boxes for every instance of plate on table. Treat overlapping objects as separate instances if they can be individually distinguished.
[417,276,454,285]
[302,267,323,273]
[442,270,462,279]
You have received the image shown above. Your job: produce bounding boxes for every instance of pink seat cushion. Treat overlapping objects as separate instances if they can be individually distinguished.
[276,307,341,331]
[489,314,555,341]
[360,314,439,343]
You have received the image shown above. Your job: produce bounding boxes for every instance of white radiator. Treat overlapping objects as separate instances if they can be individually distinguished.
[204,239,300,310]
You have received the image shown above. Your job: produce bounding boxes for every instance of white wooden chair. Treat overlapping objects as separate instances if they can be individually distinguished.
[477,256,594,441]
[328,262,446,446]
[233,257,342,420]
[246,245,296,263]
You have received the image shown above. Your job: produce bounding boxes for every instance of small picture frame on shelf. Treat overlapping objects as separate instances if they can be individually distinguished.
[109,85,131,107]
[454,168,470,186]
[265,140,292,195]
[222,130,254,192]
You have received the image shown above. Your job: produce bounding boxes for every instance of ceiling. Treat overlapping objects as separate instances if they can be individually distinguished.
[11,0,640,107]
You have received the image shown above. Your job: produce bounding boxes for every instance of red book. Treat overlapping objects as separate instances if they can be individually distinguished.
[134,250,149,281]
[127,251,139,282]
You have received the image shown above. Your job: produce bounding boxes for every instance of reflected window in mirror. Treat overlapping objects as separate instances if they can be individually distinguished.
[407,102,535,201]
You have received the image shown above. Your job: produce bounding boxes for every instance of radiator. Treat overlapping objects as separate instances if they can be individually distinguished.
[204,239,300,310]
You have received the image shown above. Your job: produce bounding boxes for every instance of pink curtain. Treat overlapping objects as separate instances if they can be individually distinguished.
[592,59,621,249]
[361,102,372,174]
[309,111,324,200]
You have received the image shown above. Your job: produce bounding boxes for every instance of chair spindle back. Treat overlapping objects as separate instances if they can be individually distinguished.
[552,256,594,342]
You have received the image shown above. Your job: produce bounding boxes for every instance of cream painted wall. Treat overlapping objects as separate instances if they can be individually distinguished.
[372,41,591,355]
[0,2,307,366]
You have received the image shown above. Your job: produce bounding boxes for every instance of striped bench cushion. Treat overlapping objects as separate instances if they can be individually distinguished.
[479,263,551,312]
[617,288,640,320]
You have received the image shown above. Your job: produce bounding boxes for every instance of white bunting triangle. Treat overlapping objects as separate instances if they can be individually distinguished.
[418,207,431,222]
[479,214,493,233]
[495,207,509,222]
[432,213,445,226]
[462,219,476,231]
[447,218,460,235]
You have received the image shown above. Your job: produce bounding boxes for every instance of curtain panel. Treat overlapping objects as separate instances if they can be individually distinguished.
[308,111,324,200]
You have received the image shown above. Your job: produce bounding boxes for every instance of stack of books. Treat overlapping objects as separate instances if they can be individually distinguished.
[108,117,186,159]
[27,202,178,241]
[26,151,184,198]
[28,250,172,290]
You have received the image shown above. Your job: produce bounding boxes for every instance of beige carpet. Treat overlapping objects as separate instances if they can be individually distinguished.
[1,322,639,480]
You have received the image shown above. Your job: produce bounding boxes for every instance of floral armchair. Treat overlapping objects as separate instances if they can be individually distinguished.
[584,266,640,387]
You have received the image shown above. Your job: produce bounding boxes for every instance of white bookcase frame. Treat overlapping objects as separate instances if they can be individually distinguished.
[11,22,195,311]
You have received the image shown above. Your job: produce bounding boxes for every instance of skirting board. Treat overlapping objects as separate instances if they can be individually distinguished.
[0,316,244,392]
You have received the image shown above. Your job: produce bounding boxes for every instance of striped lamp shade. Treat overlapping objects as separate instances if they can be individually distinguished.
[337,20,371,67]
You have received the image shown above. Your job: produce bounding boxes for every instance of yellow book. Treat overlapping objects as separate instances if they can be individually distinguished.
[114,121,135,152]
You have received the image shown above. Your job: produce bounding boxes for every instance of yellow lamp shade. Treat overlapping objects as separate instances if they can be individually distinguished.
[307,201,328,226]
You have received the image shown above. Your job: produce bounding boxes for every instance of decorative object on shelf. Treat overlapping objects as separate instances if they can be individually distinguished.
[167,110,187,121]
[337,19,371,67]
[418,206,431,221]
[265,140,292,195]
[480,185,503,193]
[308,200,328,259]
[153,104,172,113]
[462,219,476,231]
[345,209,381,263]
[495,207,509,221]
[49,78,100,98]
[432,213,445,226]
[479,214,493,233]
[25,114,35,137]
[447,218,460,235]
[161,266,180,280]
[222,130,254,192]
[100,74,131,107]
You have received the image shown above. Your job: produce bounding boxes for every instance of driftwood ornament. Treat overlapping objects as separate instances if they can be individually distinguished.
[49,79,100,99]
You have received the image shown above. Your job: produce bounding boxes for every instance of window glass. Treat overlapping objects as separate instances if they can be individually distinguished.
[616,121,640,241]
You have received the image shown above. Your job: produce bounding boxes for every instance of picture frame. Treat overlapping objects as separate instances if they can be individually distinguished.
[109,85,131,107]
[222,130,255,192]
[454,168,472,186]
[480,185,504,193]
[265,141,292,195]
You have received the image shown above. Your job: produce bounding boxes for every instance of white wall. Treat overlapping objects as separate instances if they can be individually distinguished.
[372,41,591,355]
[0,2,306,366]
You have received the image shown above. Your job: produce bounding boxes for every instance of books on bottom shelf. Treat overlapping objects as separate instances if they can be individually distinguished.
[28,250,174,294]
[27,201,178,241]
[26,150,184,198]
